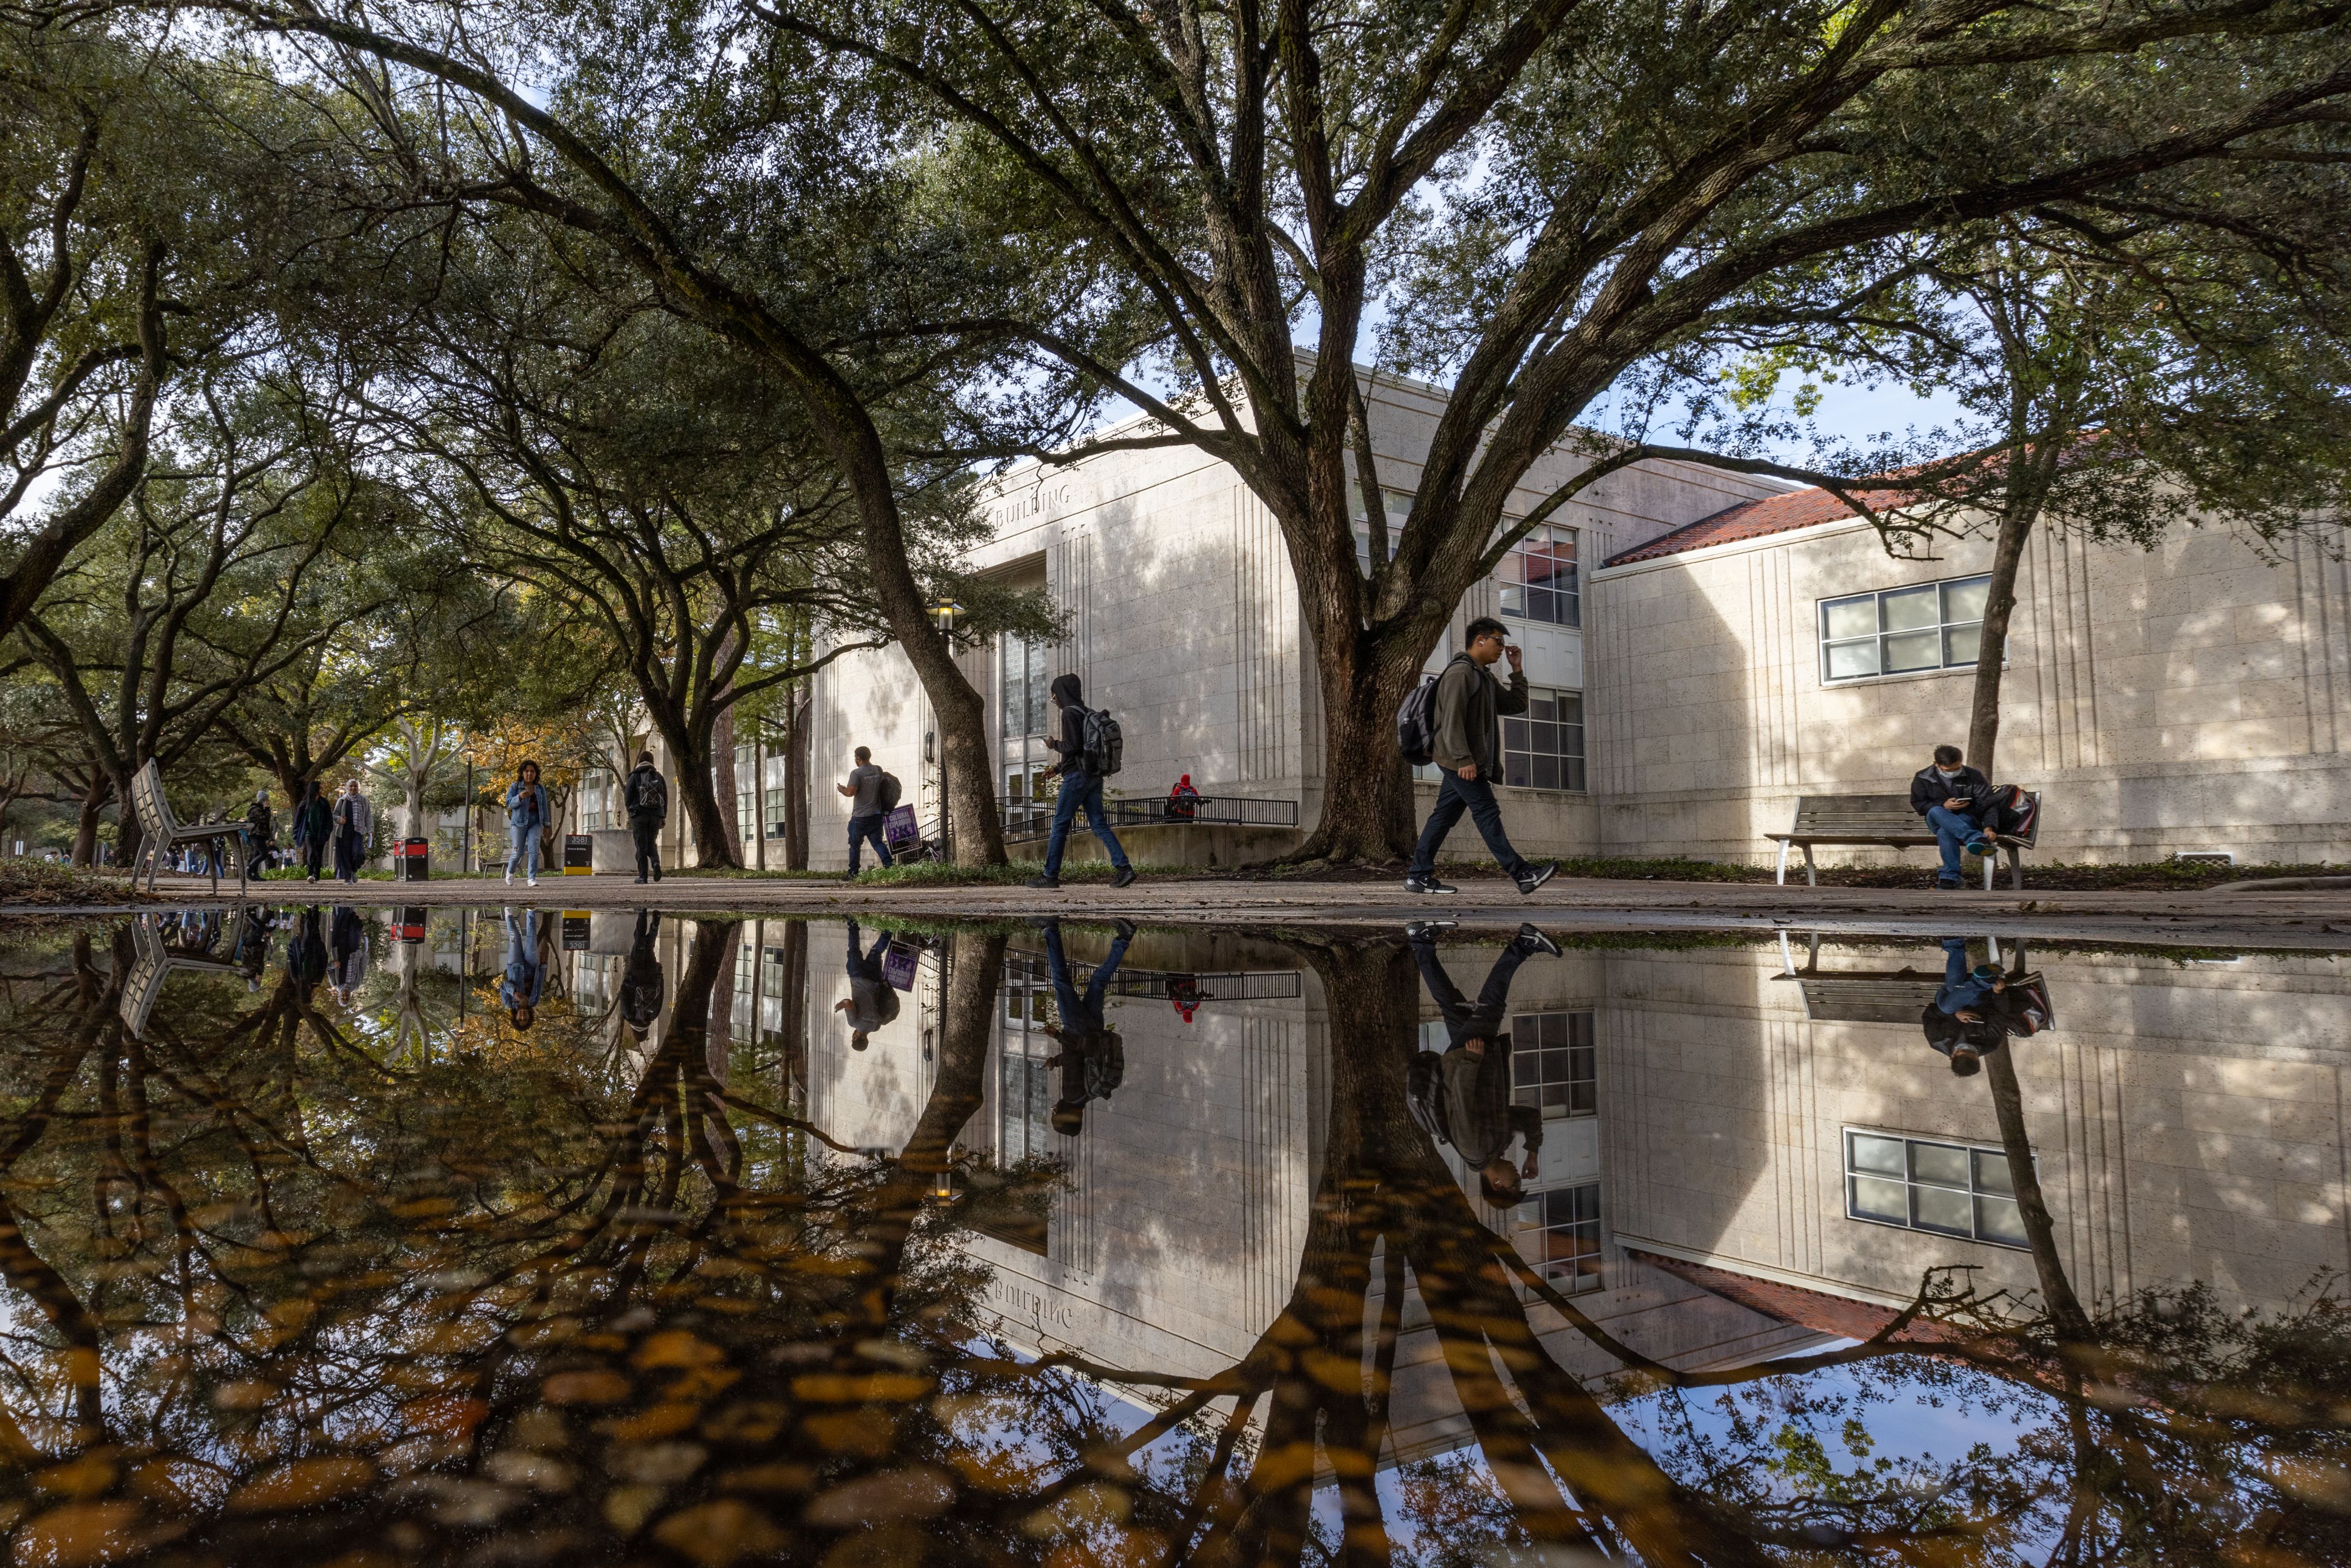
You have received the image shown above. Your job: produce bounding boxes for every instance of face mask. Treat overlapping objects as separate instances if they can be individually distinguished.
[1937,767,1961,779]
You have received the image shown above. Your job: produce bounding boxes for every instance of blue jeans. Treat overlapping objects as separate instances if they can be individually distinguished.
[1044,920,1131,1037]
[848,813,893,874]
[1044,771,1129,878]
[1925,805,1985,881]
[1409,768,1530,880]
[1935,936,1995,1014]
[505,822,542,879]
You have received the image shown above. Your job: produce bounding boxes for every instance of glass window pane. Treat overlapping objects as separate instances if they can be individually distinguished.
[1943,576,1991,623]
[1499,584,1526,616]
[1532,755,1559,791]
[1973,1148,2018,1197]
[1911,1142,1970,1187]
[1944,623,1982,666]
[1912,1184,1974,1236]
[1825,641,1880,680]
[1505,756,1531,788]
[1822,596,1877,641]
[1503,719,1527,747]
[1882,584,1939,631]
[1883,630,1942,672]
[1564,758,1586,792]
[1976,1195,2028,1247]
[1569,1082,1596,1116]
[1849,1134,1906,1176]
[1557,693,1584,725]
[1532,721,1559,754]
[1850,1175,1907,1224]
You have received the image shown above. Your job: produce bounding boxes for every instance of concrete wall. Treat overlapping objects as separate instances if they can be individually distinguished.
[1589,515,2351,865]
[1600,941,2351,1318]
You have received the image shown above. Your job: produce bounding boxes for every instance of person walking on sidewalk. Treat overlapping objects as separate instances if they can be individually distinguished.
[834,918,900,1050]
[1406,618,1558,896]
[243,789,275,879]
[837,747,895,878]
[624,752,667,883]
[290,781,331,883]
[1407,919,1562,1206]
[331,779,374,885]
[1910,744,1999,891]
[505,759,549,888]
[1029,674,1136,891]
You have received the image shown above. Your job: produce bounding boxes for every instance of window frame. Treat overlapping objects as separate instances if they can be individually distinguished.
[1842,1127,2030,1249]
[1510,1010,1597,1120]
[1497,522,1580,629]
[1513,1181,1603,1293]
[1818,574,1991,685]
[1500,686,1587,793]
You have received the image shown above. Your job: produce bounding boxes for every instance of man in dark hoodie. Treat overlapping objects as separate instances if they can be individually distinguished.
[1039,917,1135,1135]
[1029,673,1137,891]
[1407,918,1562,1208]
[1910,744,1999,890]
[624,752,667,884]
[620,909,665,1035]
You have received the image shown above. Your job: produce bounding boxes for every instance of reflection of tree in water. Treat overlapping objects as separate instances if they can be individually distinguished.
[0,923,2338,1565]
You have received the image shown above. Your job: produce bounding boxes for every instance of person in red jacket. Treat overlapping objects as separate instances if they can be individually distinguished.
[1167,774,1200,820]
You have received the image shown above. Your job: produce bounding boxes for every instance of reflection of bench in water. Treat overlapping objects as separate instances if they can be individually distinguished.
[118,911,254,1038]
[1772,932,2047,1026]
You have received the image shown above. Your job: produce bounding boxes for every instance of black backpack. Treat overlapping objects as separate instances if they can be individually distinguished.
[629,769,668,820]
[1396,655,1468,767]
[875,770,902,813]
[1080,709,1123,776]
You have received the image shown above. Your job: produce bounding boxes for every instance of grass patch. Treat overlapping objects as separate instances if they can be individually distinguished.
[0,860,145,905]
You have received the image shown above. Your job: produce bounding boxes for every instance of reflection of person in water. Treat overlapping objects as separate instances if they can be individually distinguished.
[235,907,273,991]
[1167,974,1203,1024]
[620,910,665,1036]
[1039,917,1134,1135]
[1923,937,2008,1076]
[834,919,899,1050]
[501,907,545,1031]
[328,906,369,1004]
[286,907,328,1003]
[1409,919,1561,1209]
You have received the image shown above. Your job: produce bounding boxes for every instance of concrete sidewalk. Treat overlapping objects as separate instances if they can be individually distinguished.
[123,871,2351,949]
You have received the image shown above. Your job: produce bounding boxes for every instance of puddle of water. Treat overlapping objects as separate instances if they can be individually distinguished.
[0,903,2342,1564]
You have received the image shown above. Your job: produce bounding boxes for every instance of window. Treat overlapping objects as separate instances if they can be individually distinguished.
[1000,632,1051,742]
[1844,1130,2028,1248]
[1502,688,1585,792]
[1515,1182,1603,1292]
[1819,575,1989,682]
[764,788,791,839]
[1351,489,1412,572]
[998,956,1056,1163]
[736,744,759,847]
[1499,525,1578,627]
[1511,1011,1595,1119]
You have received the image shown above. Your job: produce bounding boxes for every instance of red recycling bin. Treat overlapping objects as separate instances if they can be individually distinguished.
[393,837,430,882]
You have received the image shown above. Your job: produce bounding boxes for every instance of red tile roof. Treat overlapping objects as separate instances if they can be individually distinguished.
[1603,485,1907,567]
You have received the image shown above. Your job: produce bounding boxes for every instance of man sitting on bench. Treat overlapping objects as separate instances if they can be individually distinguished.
[1910,744,1998,891]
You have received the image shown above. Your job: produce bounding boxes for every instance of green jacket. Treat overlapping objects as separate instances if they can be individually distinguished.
[1431,654,1528,775]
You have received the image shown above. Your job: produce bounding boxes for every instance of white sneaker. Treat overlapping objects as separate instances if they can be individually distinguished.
[503,871,513,886]
[526,877,537,888]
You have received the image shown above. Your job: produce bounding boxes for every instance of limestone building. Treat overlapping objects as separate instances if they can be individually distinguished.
[811,370,2351,871]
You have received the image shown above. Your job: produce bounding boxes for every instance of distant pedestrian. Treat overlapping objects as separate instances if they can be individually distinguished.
[243,790,274,879]
[1167,774,1200,821]
[502,907,545,1031]
[1041,917,1135,1135]
[1910,744,1999,891]
[834,918,900,1049]
[329,904,368,1003]
[287,906,328,1003]
[505,759,549,888]
[291,781,332,884]
[331,780,374,885]
[624,752,667,884]
[1029,674,1136,891]
[1405,618,1558,897]
[837,747,894,877]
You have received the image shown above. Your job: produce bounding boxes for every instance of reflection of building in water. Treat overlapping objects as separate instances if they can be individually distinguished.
[1601,940,2351,1319]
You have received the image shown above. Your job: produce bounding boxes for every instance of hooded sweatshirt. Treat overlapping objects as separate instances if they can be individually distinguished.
[1047,674,1092,775]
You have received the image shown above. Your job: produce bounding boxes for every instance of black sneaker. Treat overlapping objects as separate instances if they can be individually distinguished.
[1112,867,1137,889]
[1112,918,1138,942]
[1514,862,1559,896]
[1405,919,1458,942]
[634,875,647,885]
[1403,874,1459,894]
[1937,878,1962,891]
[1027,875,1061,890]
[1515,922,1562,957]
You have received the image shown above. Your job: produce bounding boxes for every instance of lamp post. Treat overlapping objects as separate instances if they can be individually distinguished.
[928,600,963,857]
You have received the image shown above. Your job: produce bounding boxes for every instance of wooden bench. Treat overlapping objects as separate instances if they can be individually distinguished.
[1771,935,2048,1027]
[127,758,249,896]
[1766,791,2040,890]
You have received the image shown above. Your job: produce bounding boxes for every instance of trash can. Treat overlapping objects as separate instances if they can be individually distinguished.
[394,838,430,882]
[563,833,595,875]
[394,907,428,944]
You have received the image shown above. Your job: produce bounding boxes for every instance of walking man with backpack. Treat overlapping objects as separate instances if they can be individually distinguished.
[1405,918,1562,1208]
[624,752,667,883]
[837,746,897,877]
[1402,617,1559,896]
[1029,674,1137,891]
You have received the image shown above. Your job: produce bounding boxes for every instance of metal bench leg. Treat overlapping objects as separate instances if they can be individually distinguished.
[1982,849,1993,892]
[1803,845,1817,888]
[2009,845,2023,892]
[1775,841,1790,886]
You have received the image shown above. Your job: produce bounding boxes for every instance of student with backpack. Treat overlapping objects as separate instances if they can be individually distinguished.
[1399,618,1558,896]
[837,746,898,877]
[1405,918,1562,1210]
[1029,674,1137,890]
[624,752,668,884]
[1038,916,1136,1135]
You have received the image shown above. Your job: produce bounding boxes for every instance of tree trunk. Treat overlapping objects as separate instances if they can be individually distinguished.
[713,701,744,865]
[1984,1042,2096,1343]
[71,775,111,867]
[658,721,739,871]
[1289,619,1425,863]
[784,694,810,871]
[1964,500,2039,781]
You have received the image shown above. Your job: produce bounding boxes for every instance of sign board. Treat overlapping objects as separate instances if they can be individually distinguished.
[564,833,594,875]
[561,911,593,952]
